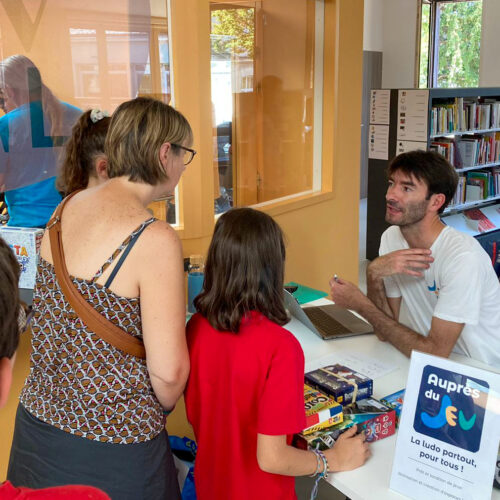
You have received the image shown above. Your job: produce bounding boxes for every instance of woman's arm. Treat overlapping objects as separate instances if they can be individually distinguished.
[257,425,370,477]
[139,221,190,410]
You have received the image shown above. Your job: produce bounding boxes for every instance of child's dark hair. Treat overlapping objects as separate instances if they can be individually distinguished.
[0,237,20,358]
[194,208,288,333]
[57,110,111,194]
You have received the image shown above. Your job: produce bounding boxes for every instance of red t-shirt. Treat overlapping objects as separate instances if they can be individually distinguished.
[0,481,110,499]
[185,312,306,500]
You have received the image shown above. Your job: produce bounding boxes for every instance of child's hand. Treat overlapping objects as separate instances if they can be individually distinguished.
[324,425,371,472]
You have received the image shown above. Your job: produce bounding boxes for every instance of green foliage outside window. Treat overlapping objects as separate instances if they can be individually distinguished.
[437,1,482,88]
[419,0,482,88]
[211,8,255,58]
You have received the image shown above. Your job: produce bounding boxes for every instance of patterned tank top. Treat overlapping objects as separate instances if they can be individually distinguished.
[20,218,165,444]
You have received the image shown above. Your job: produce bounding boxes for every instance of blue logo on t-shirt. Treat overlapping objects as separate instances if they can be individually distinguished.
[427,281,437,292]
[413,365,488,453]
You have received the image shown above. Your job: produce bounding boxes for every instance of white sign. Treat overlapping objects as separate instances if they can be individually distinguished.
[390,351,500,500]
[370,89,391,125]
[397,89,429,142]
[368,124,389,160]
[396,140,428,155]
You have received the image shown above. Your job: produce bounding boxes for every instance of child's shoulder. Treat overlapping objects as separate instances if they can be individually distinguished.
[187,312,301,351]
[245,312,302,349]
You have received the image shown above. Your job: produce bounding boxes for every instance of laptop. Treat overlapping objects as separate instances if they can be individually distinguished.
[284,290,373,340]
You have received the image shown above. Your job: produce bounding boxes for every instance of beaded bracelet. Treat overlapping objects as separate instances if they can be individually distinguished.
[308,449,322,477]
[316,449,329,480]
[310,448,330,500]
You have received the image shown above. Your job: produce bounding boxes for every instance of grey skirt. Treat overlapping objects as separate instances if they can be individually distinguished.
[7,404,181,500]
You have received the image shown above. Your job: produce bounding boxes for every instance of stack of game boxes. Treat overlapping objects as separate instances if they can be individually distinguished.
[294,364,398,451]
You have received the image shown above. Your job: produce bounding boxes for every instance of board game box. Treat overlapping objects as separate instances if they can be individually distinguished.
[380,389,405,427]
[305,364,373,406]
[293,397,396,451]
[0,226,44,289]
[303,384,343,435]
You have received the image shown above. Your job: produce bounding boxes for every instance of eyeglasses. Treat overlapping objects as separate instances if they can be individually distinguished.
[171,143,197,166]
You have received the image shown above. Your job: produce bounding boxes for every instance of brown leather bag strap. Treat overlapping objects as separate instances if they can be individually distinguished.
[48,192,146,359]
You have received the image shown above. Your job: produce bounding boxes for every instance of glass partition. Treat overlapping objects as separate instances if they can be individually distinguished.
[210,0,324,214]
[0,0,175,227]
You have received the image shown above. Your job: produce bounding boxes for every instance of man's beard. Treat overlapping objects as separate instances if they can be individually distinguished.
[385,198,429,227]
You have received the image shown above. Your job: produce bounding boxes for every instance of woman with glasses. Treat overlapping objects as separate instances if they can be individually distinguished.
[8,97,193,500]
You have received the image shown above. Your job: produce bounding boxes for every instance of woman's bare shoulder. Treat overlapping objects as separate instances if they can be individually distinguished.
[135,220,182,263]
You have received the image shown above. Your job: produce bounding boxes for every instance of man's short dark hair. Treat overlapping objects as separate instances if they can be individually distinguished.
[194,207,288,333]
[387,150,459,214]
[0,237,20,358]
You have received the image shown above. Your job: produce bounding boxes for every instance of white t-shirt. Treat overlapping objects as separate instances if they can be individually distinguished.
[380,225,500,366]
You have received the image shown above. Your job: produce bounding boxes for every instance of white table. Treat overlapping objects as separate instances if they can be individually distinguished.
[285,300,500,500]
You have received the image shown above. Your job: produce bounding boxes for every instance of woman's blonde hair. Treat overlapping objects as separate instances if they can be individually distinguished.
[105,97,193,185]
[0,55,63,138]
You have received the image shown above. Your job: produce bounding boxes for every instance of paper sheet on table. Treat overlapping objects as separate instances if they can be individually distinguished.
[305,351,397,380]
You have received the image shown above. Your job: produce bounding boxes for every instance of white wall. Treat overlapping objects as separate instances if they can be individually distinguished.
[381,0,418,88]
[479,0,500,87]
[364,0,384,52]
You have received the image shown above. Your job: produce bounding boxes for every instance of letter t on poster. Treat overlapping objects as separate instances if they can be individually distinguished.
[390,351,500,500]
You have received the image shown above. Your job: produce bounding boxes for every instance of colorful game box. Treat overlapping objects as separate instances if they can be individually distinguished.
[293,397,396,451]
[0,226,44,289]
[380,388,405,427]
[305,364,373,406]
[303,384,343,435]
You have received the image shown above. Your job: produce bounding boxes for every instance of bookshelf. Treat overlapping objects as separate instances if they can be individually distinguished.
[366,87,500,261]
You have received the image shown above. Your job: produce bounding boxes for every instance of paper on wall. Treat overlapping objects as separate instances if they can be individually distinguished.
[397,90,429,142]
[370,89,391,125]
[369,124,390,160]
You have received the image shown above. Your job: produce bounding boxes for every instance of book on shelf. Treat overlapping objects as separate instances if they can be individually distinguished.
[467,172,488,200]
[452,175,466,206]
[465,183,483,202]
[462,208,497,233]
[443,204,500,236]
[430,139,454,164]
[448,169,500,208]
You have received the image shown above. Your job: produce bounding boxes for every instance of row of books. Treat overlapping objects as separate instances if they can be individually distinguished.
[431,132,500,168]
[431,98,500,135]
[450,168,500,206]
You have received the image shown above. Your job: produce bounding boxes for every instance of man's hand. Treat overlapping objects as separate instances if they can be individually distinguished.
[329,276,369,312]
[368,249,433,279]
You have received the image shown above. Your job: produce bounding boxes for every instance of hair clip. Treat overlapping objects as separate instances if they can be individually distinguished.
[90,108,110,123]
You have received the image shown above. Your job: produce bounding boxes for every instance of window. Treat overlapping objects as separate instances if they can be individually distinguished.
[210,0,325,214]
[418,0,482,88]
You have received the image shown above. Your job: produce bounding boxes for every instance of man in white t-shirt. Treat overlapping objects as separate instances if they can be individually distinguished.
[330,150,500,366]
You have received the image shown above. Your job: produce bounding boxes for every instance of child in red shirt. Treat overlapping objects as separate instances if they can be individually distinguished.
[185,208,370,500]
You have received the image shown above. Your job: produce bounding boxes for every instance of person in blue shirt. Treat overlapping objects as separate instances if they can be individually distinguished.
[0,55,81,228]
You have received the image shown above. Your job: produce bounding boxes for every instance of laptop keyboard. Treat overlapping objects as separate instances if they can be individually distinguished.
[304,307,350,336]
